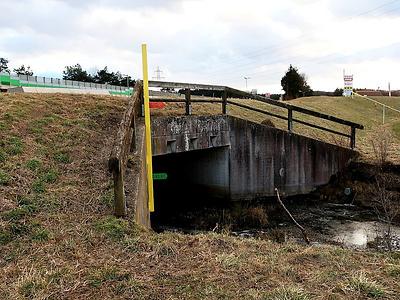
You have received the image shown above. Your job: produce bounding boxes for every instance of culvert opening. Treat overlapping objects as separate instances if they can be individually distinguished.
[151,147,278,232]
[151,147,232,231]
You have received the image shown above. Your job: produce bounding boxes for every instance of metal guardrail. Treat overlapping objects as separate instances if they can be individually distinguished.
[148,80,364,149]
[0,72,131,93]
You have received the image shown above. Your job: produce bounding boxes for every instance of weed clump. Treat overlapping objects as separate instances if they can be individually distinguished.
[0,150,6,163]
[263,286,310,300]
[346,272,385,298]
[53,151,71,164]
[5,136,23,155]
[0,169,10,185]
[95,216,130,240]
[26,159,42,172]
[32,179,46,193]
[31,227,51,242]
[41,169,58,183]
[88,267,130,288]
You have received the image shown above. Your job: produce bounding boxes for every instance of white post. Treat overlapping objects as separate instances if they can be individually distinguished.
[383,105,385,124]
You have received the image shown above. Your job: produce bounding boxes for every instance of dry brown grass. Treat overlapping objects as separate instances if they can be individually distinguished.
[1,93,400,299]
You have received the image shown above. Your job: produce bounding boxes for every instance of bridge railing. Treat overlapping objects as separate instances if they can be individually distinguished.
[108,81,143,217]
[0,72,132,95]
[148,80,364,149]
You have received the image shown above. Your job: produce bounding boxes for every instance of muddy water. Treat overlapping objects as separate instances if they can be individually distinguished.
[154,198,400,251]
[261,202,400,251]
[329,221,400,249]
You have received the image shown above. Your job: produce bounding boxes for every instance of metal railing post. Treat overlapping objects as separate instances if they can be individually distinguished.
[185,89,191,115]
[288,108,293,132]
[222,89,227,114]
[350,126,356,149]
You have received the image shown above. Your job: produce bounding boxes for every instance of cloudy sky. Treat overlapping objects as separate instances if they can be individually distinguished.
[1,0,399,93]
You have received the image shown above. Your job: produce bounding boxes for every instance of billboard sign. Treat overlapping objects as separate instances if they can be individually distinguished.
[343,74,353,97]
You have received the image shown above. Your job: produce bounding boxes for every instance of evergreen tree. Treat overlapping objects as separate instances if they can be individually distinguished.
[63,64,92,81]
[281,65,313,100]
[0,58,9,73]
[13,65,33,76]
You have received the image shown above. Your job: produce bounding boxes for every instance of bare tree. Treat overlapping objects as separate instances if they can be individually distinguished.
[370,127,393,166]
[372,174,400,250]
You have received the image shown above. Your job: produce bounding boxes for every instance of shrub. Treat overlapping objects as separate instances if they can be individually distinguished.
[370,127,393,166]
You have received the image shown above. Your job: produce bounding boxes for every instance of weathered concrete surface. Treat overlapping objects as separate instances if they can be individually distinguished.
[151,115,356,201]
[228,117,355,199]
[124,120,151,227]
[151,115,230,156]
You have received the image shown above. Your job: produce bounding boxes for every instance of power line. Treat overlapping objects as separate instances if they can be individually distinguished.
[176,0,400,76]
[200,5,400,83]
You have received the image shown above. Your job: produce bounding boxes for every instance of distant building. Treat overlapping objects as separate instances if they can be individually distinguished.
[355,89,400,97]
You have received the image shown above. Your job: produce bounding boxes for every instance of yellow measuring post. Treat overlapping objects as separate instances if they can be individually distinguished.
[141,43,155,212]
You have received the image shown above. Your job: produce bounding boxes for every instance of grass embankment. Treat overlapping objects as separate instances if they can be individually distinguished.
[0,93,399,299]
[153,95,400,163]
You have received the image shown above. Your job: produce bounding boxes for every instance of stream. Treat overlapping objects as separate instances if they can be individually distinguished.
[154,200,400,251]
[233,202,400,251]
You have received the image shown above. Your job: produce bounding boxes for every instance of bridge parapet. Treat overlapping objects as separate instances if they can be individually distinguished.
[151,115,230,156]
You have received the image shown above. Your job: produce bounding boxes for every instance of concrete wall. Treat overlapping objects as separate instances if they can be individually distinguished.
[124,121,151,227]
[151,115,230,156]
[151,115,356,202]
[228,117,355,199]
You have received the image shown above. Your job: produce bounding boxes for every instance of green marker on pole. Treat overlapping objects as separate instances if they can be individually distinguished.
[153,173,168,180]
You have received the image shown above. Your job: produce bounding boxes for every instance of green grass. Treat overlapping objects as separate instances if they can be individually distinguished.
[88,267,130,288]
[26,159,42,171]
[4,136,23,155]
[32,179,46,193]
[0,150,6,163]
[31,227,51,242]
[95,216,130,240]
[392,121,400,139]
[346,272,385,298]
[263,286,310,300]
[41,169,58,183]
[2,204,37,221]
[0,169,10,185]
[53,151,71,164]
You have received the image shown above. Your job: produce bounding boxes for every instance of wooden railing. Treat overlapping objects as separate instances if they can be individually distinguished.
[148,80,364,149]
[108,81,142,217]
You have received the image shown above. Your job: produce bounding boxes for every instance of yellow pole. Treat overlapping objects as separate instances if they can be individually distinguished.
[141,44,155,212]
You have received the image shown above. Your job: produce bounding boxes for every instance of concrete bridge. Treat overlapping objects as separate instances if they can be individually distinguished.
[108,81,363,228]
[151,115,355,201]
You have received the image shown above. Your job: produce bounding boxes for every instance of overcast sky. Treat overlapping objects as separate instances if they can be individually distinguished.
[1,0,399,93]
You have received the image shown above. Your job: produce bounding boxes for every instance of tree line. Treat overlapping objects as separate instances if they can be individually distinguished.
[62,64,135,87]
[0,58,34,76]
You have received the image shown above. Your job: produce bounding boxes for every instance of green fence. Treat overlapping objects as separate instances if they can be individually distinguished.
[0,73,133,96]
